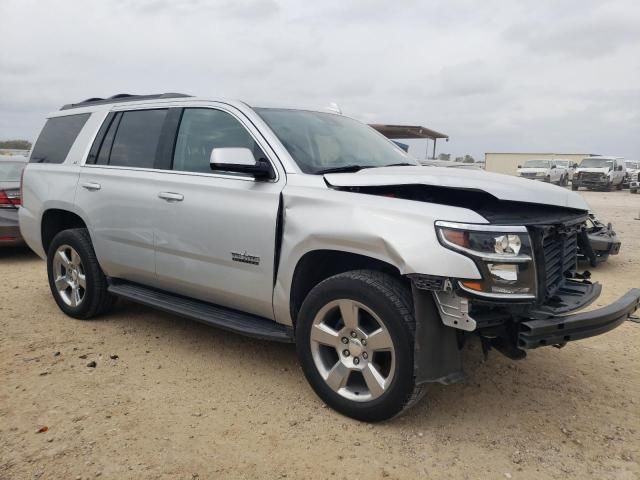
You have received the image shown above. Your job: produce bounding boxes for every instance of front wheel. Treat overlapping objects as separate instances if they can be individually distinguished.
[296,270,424,422]
[47,228,115,319]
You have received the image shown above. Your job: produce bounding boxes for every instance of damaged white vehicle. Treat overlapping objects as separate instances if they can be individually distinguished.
[20,94,640,422]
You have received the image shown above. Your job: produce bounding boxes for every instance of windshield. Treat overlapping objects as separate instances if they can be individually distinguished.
[0,161,25,181]
[554,160,569,167]
[579,158,613,169]
[625,161,640,169]
[256,109,417,174]
[523,160,550,168]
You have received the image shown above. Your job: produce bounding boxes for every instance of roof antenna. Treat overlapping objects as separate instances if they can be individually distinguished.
[327,102,342,114]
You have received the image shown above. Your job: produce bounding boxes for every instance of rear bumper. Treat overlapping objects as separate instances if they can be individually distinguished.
[0,209,23,246]
[518,288,640,349]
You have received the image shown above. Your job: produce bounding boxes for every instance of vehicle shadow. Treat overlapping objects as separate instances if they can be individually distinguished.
[102,299,598,430]
[0,245,38,262]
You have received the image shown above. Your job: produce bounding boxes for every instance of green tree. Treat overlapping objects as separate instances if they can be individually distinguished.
[0,140,32,150]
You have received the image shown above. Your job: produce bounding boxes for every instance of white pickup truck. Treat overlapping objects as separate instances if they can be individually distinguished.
[19,93,640,421]
[572,156,626,191]
[517,159,568,185]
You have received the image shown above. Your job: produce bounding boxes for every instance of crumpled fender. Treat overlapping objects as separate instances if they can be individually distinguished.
[273,183,486,326]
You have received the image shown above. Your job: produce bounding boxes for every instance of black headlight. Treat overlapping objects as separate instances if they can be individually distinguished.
[435,221,537,299]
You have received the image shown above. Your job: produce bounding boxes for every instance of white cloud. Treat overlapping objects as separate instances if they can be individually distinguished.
[0,0,638,160]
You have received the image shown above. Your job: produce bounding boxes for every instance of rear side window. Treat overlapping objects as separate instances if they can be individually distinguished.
[90,109,167,168]
[30,113,90,163]
[109,110,167,168]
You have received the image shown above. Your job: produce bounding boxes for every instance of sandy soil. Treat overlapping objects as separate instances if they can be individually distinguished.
[1,190,639,480]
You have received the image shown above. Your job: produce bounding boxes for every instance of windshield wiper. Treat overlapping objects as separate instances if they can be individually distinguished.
[382,162,416,167]
[315,165,375,174]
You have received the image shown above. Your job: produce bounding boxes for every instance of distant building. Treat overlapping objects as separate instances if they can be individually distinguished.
[485,152,598,176]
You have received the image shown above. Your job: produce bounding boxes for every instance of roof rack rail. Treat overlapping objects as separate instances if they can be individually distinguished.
[60,93,192,111]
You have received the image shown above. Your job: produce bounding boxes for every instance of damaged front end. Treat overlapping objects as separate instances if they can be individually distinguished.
[409,211,639,385]
[408,206,637,385]
[325,178,638,386]
[578,214,621,267]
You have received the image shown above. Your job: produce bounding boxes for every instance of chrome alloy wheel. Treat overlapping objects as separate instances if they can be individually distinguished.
[52,244,86,308]
[309,299,396,402]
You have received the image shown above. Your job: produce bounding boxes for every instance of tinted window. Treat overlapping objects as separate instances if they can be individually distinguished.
[94,113,121,166]
[173,108,264,174]
[109,109,167,168]
[30,113,90,163]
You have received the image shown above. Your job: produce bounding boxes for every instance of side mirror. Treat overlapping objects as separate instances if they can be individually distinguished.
[573,163,579,168]
[517,165,522,169]
[551,165,556,169]
[210,148,273,179]
[617,165,623,171]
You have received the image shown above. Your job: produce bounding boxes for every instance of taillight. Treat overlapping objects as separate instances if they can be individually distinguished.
[20,167,25,205]
[0,190,21,208]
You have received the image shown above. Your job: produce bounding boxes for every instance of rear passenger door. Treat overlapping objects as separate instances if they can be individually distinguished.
[152,106,285,320]
[75,108,170,285]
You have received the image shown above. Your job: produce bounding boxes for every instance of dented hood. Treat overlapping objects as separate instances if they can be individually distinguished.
[324,166,589,211]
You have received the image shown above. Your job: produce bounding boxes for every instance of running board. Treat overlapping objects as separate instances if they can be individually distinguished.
[107,280,293,343]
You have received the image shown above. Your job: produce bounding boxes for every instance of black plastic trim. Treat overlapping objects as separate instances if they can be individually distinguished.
[518,288,640,348]
[107,280,293,342]
[86,112,116,165]
[60,93,192,111]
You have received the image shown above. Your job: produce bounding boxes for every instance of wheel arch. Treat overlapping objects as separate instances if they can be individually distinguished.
[288,249,406,328]
[41,208,89,254]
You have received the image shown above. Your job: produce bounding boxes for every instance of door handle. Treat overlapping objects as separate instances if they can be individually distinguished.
[81,182,101,191]
[158,192,184,202]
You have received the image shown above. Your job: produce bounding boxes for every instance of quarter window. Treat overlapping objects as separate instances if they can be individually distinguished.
[30,113,90,164]
[173,108,265,174]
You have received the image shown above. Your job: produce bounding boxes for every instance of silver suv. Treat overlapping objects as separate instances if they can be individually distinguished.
[20,93,640,422]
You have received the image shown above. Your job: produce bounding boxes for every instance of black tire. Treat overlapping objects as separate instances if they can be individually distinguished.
[296,270,424,422]
[631,189,638,194]
[47,228,115,319]
[544,175,551,183]
[571,183,579,191]
[616,181,623,190]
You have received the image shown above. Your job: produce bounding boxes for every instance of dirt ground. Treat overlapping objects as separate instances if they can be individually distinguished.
[1,190,639,480]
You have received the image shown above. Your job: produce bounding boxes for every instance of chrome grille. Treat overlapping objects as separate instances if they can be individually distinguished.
[580,172,603,182]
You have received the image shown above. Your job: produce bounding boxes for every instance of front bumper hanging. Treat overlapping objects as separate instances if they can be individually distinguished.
[518,288,640,349]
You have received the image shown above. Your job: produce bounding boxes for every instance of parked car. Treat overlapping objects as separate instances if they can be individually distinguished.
[0,155,27,246]
[624,160,639,189]
[517,159,566,185]
[419,159,481,169]
[578,214,621,267]
[20,93,640,422]
[572,156,625,191]
[552,159,576,183]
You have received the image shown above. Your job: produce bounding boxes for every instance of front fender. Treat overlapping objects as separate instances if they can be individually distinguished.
[273,185,485,326]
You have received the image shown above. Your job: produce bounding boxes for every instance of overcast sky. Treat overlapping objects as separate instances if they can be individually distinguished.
[1,0,639,160]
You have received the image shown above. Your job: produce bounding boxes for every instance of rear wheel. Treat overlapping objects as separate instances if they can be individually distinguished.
[47,228,114,319]
[572,183,579,191]
[296,270,424,422]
